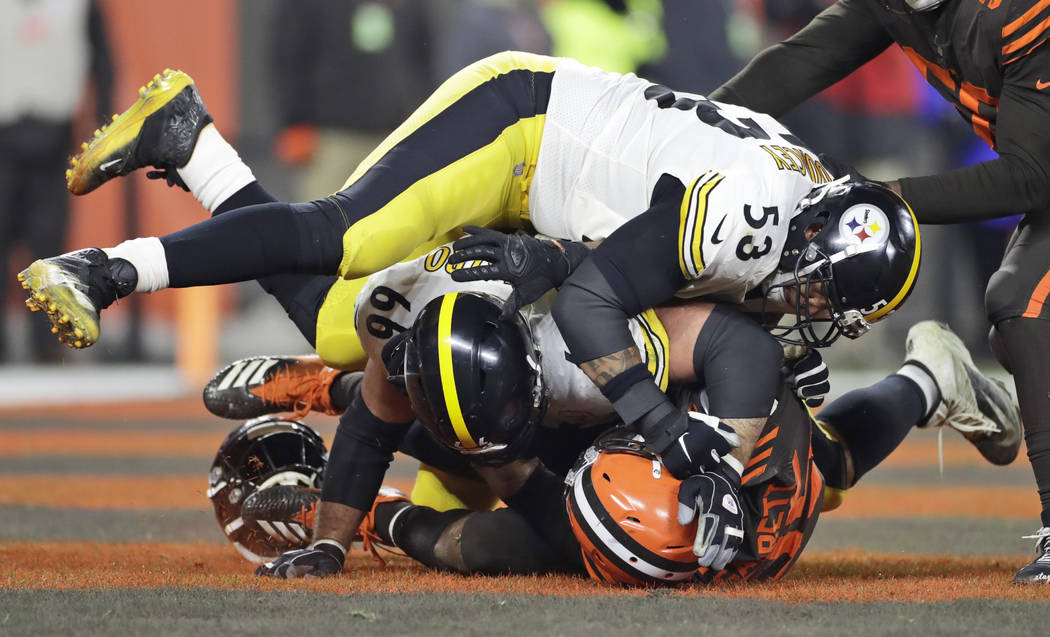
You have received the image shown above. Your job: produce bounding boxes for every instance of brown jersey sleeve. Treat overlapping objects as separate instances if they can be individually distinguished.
[899,38,1050,223]
[708,0,892,117]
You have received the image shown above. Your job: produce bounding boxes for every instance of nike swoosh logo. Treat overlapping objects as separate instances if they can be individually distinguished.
[100,158,123,172]
[1038,79,1050,90]
[710,216,728,244]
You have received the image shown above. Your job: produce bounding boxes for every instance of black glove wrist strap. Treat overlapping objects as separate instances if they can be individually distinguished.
[639,407,688,453]
[310,539,347,564]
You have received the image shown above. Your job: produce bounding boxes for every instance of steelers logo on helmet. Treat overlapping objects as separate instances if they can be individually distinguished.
[839,203,890,249]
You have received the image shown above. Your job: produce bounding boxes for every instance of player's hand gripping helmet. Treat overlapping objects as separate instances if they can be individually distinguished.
[766,179,921,347]
[207,416,327,563]
[402,292,549,465]
[565,431,700,586]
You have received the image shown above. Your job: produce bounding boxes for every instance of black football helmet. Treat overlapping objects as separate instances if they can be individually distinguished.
[766,179,921,347]
[207,416,327,563]
[402,292,549,465]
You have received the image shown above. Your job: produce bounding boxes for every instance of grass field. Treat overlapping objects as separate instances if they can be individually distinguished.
[2,397,1048,636]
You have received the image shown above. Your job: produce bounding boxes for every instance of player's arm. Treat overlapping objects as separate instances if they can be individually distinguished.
[258,304,416,579]
[257,356,415,578]
[897,42,1050,223]
[709,0,891,117]
[553,175,744,478]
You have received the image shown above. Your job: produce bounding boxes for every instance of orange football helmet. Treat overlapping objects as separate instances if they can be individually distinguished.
[565,436,699,586]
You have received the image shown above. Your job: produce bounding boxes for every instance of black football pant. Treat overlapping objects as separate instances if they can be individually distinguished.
[204,182,336,347]
[986,212,1050,527]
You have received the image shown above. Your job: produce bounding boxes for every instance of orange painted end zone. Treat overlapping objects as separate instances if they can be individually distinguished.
[0,542,1044,602]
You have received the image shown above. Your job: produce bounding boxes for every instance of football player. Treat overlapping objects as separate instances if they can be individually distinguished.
[233,296,1018,583]
[20,51,915,373]
[195,235,1014,580]
[705,0,1050,585]
[21,54,924,512]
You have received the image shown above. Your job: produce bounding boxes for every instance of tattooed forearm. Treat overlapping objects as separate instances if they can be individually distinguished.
[579,347,643,387]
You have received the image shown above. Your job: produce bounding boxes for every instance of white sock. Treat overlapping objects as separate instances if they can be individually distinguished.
[104,237,169,293]
[176,124,255,213]
[896,362,941,423]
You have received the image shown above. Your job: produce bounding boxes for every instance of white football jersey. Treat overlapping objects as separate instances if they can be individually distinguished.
[529,58,834,303]
[355,244,669,428]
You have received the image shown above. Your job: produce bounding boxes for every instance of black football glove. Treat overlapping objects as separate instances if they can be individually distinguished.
[449,226,589,320]
[658,411,740,480]
[255,540,345,578]
[677,463,744,571]
[788,348,830,408]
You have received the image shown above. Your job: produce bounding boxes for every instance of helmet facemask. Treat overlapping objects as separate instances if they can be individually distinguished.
[763,247,873,348]
[763,178,919,348]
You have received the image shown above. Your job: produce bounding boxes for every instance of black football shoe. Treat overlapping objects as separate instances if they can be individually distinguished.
[241,485,320,548]
[66,68,212,195]
[203,355,356,419]
[1014,528,1050,584]
[17,248,137,349]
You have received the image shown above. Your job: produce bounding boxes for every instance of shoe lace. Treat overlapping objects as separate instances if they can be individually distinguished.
[1021,527,1050,541]
[355,491,410,567]
[358,527,389,567]
[944,411,1001,435]
[252,367,335,419]
[934,411,1002,476]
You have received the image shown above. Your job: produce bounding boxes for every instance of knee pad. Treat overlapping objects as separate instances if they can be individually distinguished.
[315,276,369,370]
[410,464,498,513]
[985,268,1022,325]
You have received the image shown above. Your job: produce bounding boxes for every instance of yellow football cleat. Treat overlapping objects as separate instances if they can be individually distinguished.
[66,68,212,195]
[17,248,138,349]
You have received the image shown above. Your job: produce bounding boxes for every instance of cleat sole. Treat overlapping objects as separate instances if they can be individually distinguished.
[66,69,195,195]
[16,260,101,348]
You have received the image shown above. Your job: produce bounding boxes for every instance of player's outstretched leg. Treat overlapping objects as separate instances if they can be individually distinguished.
[203,355,360,419]
[66,69,212,195]
[901,320,1021,465]
[17,248,137,349]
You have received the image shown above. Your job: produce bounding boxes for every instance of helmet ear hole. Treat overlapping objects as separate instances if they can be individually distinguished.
[804,222,824,241]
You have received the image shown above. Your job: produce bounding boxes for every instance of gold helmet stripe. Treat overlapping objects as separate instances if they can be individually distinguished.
[437,293,477,448]
[867,202,922,322]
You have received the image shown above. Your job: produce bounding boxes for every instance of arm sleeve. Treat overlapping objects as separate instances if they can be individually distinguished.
[708,0,892,118]
[898,43,1050,222]
[552,176,688,437]
[553,175,688,364]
